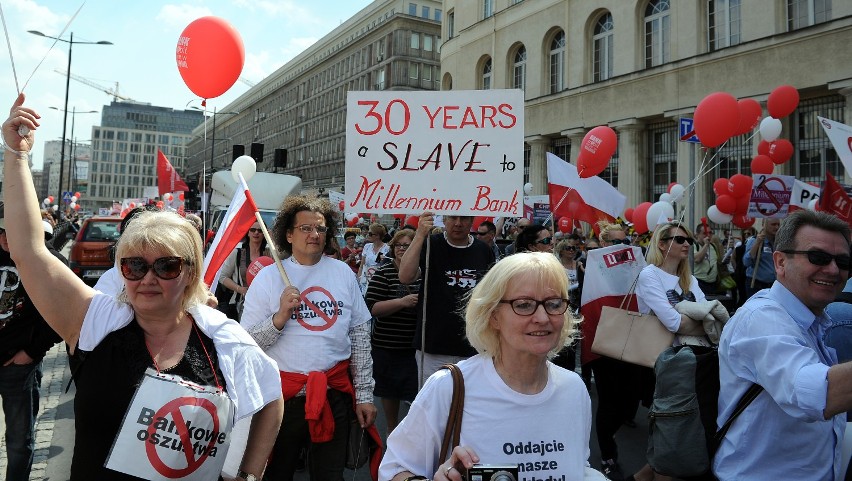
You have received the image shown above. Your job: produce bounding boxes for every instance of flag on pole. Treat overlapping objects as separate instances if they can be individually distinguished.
[818,171,852,227]
[202,174,259,289]
[546,152,626,228]
[579,244,646,364]
[157,150,189,197]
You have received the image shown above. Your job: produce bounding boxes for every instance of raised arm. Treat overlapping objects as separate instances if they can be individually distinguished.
[2,94,94,347]
[398,212,433,285]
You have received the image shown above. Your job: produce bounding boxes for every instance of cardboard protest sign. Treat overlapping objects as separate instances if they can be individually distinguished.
[345,90,524,216]
[747,173,794,218]
[790,179,821,211]
[818,116,852,174]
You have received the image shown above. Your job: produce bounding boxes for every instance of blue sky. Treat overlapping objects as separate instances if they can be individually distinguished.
[0,0,372,169]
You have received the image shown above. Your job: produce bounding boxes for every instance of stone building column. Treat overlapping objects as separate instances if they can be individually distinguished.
[611,119,645,208]
[560,128,586,166]
[525,135,550,195]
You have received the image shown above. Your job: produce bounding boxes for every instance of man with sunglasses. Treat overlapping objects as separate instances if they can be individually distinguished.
[715,210,852,480]
[475,220,503,261]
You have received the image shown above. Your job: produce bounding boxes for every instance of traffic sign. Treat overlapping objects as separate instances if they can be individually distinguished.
[679,118,700,144]
[62,191,73,203]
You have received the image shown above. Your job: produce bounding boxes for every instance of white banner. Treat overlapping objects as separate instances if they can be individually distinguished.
[345,89,524,216]
[790,179,821,209]
[818,116,852,174]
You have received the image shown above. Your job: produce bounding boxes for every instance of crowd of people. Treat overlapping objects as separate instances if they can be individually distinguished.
[4,94,852,481]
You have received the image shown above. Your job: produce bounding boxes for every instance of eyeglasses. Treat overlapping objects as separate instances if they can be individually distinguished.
[248,228,262,234]
[120,256,185,281]
[394,243,411,249]
[563,245,577,251]
[296,224,328,234]
[780,249,852,270]
[366,232,377,237]
[475,231,490,236]
[499,298,569,316]
[661,235,694,246]
[608,238,631,245]
[536,237,553,245]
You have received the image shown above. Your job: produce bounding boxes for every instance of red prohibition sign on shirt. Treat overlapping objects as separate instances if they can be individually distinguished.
[145,397,220,478]
[755,176,788,217]
[297,286,340,331]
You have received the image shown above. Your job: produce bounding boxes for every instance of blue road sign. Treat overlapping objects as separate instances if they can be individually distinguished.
[679,118,700,144]
[62,191,73,203]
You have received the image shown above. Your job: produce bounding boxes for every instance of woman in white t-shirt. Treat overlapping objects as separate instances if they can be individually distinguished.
[358,222,390,294]
[380,252,606,481]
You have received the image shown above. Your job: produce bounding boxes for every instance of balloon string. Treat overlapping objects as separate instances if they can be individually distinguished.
[0,2,20,93]
[20,1,85,92]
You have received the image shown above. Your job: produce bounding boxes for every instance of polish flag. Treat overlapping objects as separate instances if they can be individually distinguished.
[579,244,646,364]
[546,153,626,229]
[157,150,189,197]
[202,173,259,290]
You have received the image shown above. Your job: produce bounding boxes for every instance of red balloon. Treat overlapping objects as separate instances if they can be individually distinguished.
[728,174,753,199]
[156,201,165,209]
[715,194,737,215]
[694,92,740,148]
[178,192,185,201]
[750,155,774,174]
[338,201,345,211]
[48,195,54,202]
[623,207,634,223]
[767,85,800,119]
[757,140,771,156]
[73,191,82,198]
[177,17,245,99]
[735,195,750,215]
[734,99,762,136]
[732,214,756,229]
[129,202,136,209]
[557,217,572,234]
[667,182,678,194]
[632,202,653,235]
[347,217,359,227]
[405,215,420,229]
[577,126,617,178]
[73,204,81,210]
[246,256,274,286]
[713,178,730,197]
[768,139,794,164]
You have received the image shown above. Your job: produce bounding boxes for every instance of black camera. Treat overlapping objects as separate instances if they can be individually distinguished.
[465,464,519,481]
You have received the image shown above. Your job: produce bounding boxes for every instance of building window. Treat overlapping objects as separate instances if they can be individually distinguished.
[787,0,832,30]
[435,9,442,21]
[481,57,492,90]
[424,35,433,52]
[513,46,527,92]
[647,121,678,197]
[549,30,565,94]
[593,13,614,82]
[409,3,417,16]
[375,69,386,90]
[708,0,741,51]
[484,0,494,18]
[423,65,433,83]
[645,0,671,68]
[549,138,571,165]
[422,6,430,18]
[410,63,419,81]
[448,12,455,38]
[794,95,844,183]
[714,135,753,190]
[411,33,420,49]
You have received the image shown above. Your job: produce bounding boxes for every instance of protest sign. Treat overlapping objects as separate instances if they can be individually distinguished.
[747,173,794,218]
[818,116,852,174]
[345,89,524,215]
[790,179,821,211]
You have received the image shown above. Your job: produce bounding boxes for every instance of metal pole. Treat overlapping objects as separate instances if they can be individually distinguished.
[69,106,76,202]
[57,32,73,213]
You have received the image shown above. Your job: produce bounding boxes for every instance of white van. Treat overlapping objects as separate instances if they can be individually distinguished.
[208,170,302,232]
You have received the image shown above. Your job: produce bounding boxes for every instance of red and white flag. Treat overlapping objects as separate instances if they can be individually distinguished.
[579,244,646,364]
[547,153,626,228]
[157,150,189,197]
[818,171,852,227]
[202,173,259,289]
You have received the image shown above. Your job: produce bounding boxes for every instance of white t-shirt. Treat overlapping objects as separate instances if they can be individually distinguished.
[241,256,371,374]
[379,354,593,481]
[359,242,390,293]
[80,293,281,421]
[636,264,706,345]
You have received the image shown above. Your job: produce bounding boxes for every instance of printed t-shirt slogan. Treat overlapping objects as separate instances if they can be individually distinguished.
[345,89,524,215]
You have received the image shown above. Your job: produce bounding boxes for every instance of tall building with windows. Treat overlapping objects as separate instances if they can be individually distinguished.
[86,102,204,212]
[440,0,852,220]
[186,0,443,194]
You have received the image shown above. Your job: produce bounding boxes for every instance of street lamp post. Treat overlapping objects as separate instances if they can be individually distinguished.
[29,30,111,211]
[49,107,97,204]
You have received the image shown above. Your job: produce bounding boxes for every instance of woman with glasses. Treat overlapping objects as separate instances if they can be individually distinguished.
[380,252,606,481]
[1,95,284,481]
[514,224,554,254]
[219,221,271,321]
[365,229,420,432]
[358,223,390,295]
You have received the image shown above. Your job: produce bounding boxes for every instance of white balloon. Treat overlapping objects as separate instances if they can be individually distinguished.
[43,197,51,206]
[70,195,78,203]
[646,201,675,232]
[52,205,59,211]
[70,202,77,208]
[164,193,173,201]
[707,205,733,224]
[808,198,819,211]
[759,117,782,142]
[659,192,672,203]
[232,155,257,182]
[669,184,686,203]
[523,182,534,195]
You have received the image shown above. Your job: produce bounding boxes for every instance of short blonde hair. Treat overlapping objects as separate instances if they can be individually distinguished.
[465,252,578,360]
[114,211,208,310]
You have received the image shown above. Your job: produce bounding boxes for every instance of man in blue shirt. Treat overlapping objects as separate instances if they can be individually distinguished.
[715,210,851,480]
[742,217,780,299]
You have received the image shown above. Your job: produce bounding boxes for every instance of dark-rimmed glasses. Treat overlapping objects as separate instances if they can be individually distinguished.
[120,256,185,281]
[780,249,852,271]
[499,298,569,316]
[563,245,577,251]
[394,243,411,250]
[296,224,328,234]
[608,238,631,245]
[662,235,694,246]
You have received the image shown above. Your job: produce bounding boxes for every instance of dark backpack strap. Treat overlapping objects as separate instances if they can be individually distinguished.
[439,363,465,463]
[710,383,763,455]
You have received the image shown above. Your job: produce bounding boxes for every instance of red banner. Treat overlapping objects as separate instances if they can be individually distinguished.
[818,172,852,226]
[157,150,189,197]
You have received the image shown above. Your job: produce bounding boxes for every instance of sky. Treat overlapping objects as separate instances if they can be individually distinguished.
[0,0,372,169]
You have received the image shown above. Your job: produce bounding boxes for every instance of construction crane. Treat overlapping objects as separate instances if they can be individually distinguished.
[55,69,133,101]
[239,77,256,87]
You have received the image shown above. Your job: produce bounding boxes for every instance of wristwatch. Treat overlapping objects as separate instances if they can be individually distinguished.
[236,470,258,481]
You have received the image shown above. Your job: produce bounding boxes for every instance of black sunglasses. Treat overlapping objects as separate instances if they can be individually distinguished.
[120,256,185,281]
[609,238,631,245]
[780,249,852,270]
[563,245,577,251]
[662,235,694,246]
[248,227,262,234]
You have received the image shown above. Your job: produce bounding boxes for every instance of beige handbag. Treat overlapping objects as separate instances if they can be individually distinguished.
[591,279,675,368]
